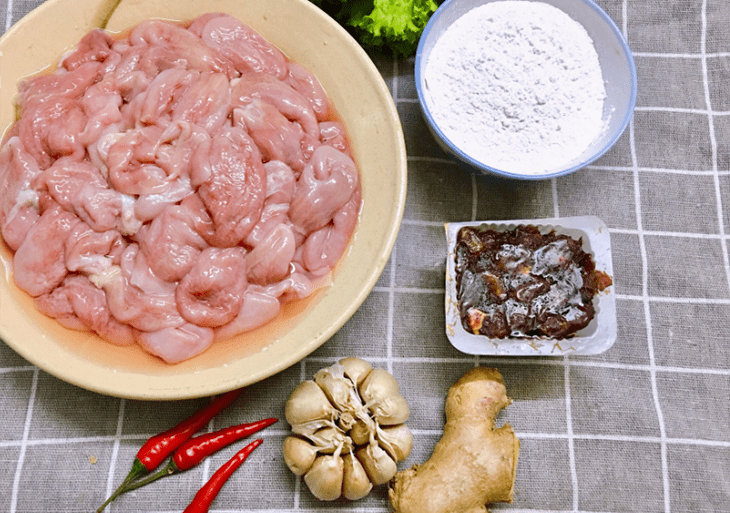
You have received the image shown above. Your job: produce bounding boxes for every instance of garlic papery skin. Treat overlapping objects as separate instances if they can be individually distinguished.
[338,410,357,432]
[285,380,337,426]
[290,418,335,438]
[359,369,410,425]
[359,369,410,426]
[360,369,401,404]
[283,436,318,476]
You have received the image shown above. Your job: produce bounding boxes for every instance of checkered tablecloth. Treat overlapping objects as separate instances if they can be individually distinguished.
[1,0,729,512]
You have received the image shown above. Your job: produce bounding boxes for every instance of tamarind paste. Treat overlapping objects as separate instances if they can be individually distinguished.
[454,225,612,339]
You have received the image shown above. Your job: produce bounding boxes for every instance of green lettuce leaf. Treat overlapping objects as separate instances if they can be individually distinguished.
[310,0,440,56]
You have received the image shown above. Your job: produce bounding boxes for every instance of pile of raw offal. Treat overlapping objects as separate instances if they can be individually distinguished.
[0,13,361,363]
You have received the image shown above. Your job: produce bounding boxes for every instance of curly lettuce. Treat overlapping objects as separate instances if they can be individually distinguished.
[310,0,440,56]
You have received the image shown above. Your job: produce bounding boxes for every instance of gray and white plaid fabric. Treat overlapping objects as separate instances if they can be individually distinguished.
[1,0,729,511]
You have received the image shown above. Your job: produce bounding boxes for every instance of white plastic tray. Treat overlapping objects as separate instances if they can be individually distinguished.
[444,216,616,356]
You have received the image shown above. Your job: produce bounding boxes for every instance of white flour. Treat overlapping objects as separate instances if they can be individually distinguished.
[424,1,607,175]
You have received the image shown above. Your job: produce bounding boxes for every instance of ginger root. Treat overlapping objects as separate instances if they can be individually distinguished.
[389,367,520,513]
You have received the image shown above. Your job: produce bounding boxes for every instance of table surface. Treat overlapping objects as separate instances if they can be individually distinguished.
[1,0,729,512]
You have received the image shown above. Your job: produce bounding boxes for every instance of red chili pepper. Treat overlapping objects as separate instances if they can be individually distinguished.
[96,388,241,513]
[136,389,242,472]
[183,439,263,513]
[118,417,278,492]
[174,417,277,471]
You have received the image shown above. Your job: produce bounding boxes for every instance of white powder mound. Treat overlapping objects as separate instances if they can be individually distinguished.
[424,1,607,175]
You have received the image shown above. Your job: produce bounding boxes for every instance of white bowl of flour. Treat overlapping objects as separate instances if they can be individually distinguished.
[416,0,637,179]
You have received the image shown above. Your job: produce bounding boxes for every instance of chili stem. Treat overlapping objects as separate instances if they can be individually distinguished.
[116,460,178,493]
[95,459,147,513]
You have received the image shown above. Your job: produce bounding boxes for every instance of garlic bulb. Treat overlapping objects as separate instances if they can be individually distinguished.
[282,357,412,501]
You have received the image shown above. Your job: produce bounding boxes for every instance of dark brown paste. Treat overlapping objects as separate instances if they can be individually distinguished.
[454,225,612,339]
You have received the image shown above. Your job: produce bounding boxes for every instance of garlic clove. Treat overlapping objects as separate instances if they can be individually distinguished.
[370,393,410,426]
[377,423,413,462]
[290,418,335,438]
[359,369,410,424]
[338,410,356,432]
[304,454,344,501]
[283,436,318,476]
[307,426,353,454]
[285,380,337,426]
[338,357,373,388]
[342,451,373,500]
[356,443,398,486]
[359,369,401,404]
[349,416,376,446]
[314,362,361,413]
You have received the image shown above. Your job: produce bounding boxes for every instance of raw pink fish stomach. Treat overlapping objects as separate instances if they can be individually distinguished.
[35,274,135,346]
[129,67,198,126]
[138,203,208,282]
[246,223,296,284]
[214,289,281,341]
[13,204,80,297]
[301,186,361,273]
[289,145,359,234]
[285,63,330,121]
[0,14,361,363]
[244,160,296,247]
[176,246,248,327]
[231,72,320,138]
[0,138,42,250]
[78,78,123,147]
[61,29,116,71]
[172,71,231,133]
[65,223,124,276]
[129,20,236,77]
[196,13,288,79]
[191,126,266,247]
[101,245,186,333]
[136,323,215,364]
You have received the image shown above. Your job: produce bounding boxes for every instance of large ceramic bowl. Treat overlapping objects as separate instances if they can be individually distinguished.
[416,0,637,180]
[0,0,406,399]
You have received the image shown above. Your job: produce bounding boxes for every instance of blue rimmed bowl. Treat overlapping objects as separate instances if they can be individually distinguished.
[416,0,637,180]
